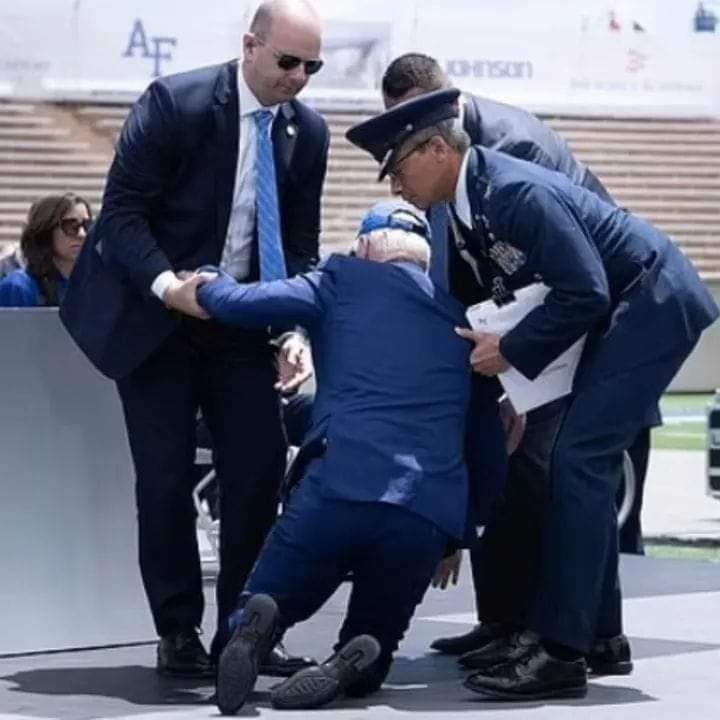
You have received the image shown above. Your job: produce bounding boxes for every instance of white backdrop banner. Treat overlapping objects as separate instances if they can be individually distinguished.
[0,0,719,116]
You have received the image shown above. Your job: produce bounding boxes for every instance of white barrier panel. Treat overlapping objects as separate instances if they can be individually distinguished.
[670,282,720,392]
[0,309,154,655]
[1,0,719,116]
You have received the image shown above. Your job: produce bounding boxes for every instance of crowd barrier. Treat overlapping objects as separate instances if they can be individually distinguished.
[0,309,153,655]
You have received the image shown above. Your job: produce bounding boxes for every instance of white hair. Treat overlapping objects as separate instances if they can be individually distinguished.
[355,227,431,271]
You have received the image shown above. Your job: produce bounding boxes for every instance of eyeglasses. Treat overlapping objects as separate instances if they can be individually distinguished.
[255,36,324,75]
[59,218,91,237]
[389,139,432,180]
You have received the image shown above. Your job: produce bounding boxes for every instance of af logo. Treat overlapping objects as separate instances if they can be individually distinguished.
[123,19,178,78]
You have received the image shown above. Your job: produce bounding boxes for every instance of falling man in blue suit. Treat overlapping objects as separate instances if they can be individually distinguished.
[346,88,719,701]
[183,199,503,714]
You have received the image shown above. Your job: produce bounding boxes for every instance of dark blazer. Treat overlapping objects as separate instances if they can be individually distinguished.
[60,60,329,380]
[459,147,718,383]
[462,93,612,202]
[197,255,480,540]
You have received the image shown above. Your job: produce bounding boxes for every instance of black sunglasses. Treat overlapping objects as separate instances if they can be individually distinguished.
[59,218,91,237]
[256,36,323,75]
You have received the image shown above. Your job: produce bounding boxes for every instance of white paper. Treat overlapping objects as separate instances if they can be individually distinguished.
[466,283,585,414]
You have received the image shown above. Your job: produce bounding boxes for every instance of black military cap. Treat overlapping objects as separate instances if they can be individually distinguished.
[346,87,461,180]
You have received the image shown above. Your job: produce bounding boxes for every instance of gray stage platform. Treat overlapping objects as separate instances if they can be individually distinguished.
[1,553,720,720]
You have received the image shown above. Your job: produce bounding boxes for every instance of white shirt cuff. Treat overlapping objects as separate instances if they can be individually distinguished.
[151,270,177,300]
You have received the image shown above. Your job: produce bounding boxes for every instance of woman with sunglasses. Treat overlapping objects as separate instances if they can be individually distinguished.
[0,193,92,307]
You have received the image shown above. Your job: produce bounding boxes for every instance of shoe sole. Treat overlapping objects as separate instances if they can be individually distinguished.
[216,594,278,715]
[463,677,588,701]
[589,660,634,677]
[259,659,316,678]
[271,634,381,710]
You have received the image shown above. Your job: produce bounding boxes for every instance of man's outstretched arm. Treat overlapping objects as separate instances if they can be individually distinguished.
[196,270,326,330]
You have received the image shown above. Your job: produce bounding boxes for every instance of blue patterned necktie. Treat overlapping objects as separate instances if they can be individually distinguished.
[254,110,287,281]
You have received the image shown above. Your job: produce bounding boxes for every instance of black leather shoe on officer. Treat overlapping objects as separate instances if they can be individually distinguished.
[430,622,507,656]
[459,630,539,671]
[459,629,632,676]
[587,634,633,676]
[156,628,215,678]
[464,644,588,701]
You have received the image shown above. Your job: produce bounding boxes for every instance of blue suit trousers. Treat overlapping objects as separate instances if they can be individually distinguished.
[236,464,449,686]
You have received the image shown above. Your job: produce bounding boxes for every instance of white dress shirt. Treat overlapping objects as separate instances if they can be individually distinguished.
[452,148,473,230]
[220,68,280,280]
[152,65,280,299]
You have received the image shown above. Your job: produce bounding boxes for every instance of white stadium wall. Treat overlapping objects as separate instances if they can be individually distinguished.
[1,0,720,117]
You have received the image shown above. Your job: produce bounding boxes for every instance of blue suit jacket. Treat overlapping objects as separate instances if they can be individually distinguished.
[60,60,329,379]
[198,255,481,540]
[459,148,718,387]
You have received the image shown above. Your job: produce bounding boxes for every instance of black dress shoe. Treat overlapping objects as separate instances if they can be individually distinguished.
[156,629,214,678]
[464,644,588,701]
[430,622,507,655]
[216,594,279,715]
[459,630,538,670]
[271,635,381,710]
[259,641,317,677]
[587,634,633,676]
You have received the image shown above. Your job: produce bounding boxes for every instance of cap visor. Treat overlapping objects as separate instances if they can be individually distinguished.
[378,146,400,181]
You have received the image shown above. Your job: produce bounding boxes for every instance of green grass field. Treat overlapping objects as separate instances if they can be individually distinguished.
[652,393,714,452]
[646,543,720,563]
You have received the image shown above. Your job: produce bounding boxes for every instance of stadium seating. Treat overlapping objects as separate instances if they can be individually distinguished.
[1,101,720,280]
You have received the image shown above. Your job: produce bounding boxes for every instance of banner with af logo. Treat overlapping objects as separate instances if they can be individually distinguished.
[0,0,246,98]
[0,0,395,102]
[0,0,718,116]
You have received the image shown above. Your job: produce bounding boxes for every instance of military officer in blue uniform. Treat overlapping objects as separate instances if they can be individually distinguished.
[191,200,501,713]
[346,89,719,700]
[381,53,659,670]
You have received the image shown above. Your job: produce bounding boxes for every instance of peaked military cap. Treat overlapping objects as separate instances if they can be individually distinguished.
[346,87,461,180]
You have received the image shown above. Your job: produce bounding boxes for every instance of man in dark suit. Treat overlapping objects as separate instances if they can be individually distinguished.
[346,89,718,699]
[191,200,491,713]
[61,0,328,677]
[380,53,656,671]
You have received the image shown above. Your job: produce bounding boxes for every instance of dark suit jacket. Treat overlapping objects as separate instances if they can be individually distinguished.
[197,255,497,540]
[462,93,612,202]
[61,60,329,380]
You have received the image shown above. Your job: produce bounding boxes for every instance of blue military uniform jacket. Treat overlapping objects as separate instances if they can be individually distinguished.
[455,148,718,404]
[198,254,486,540]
